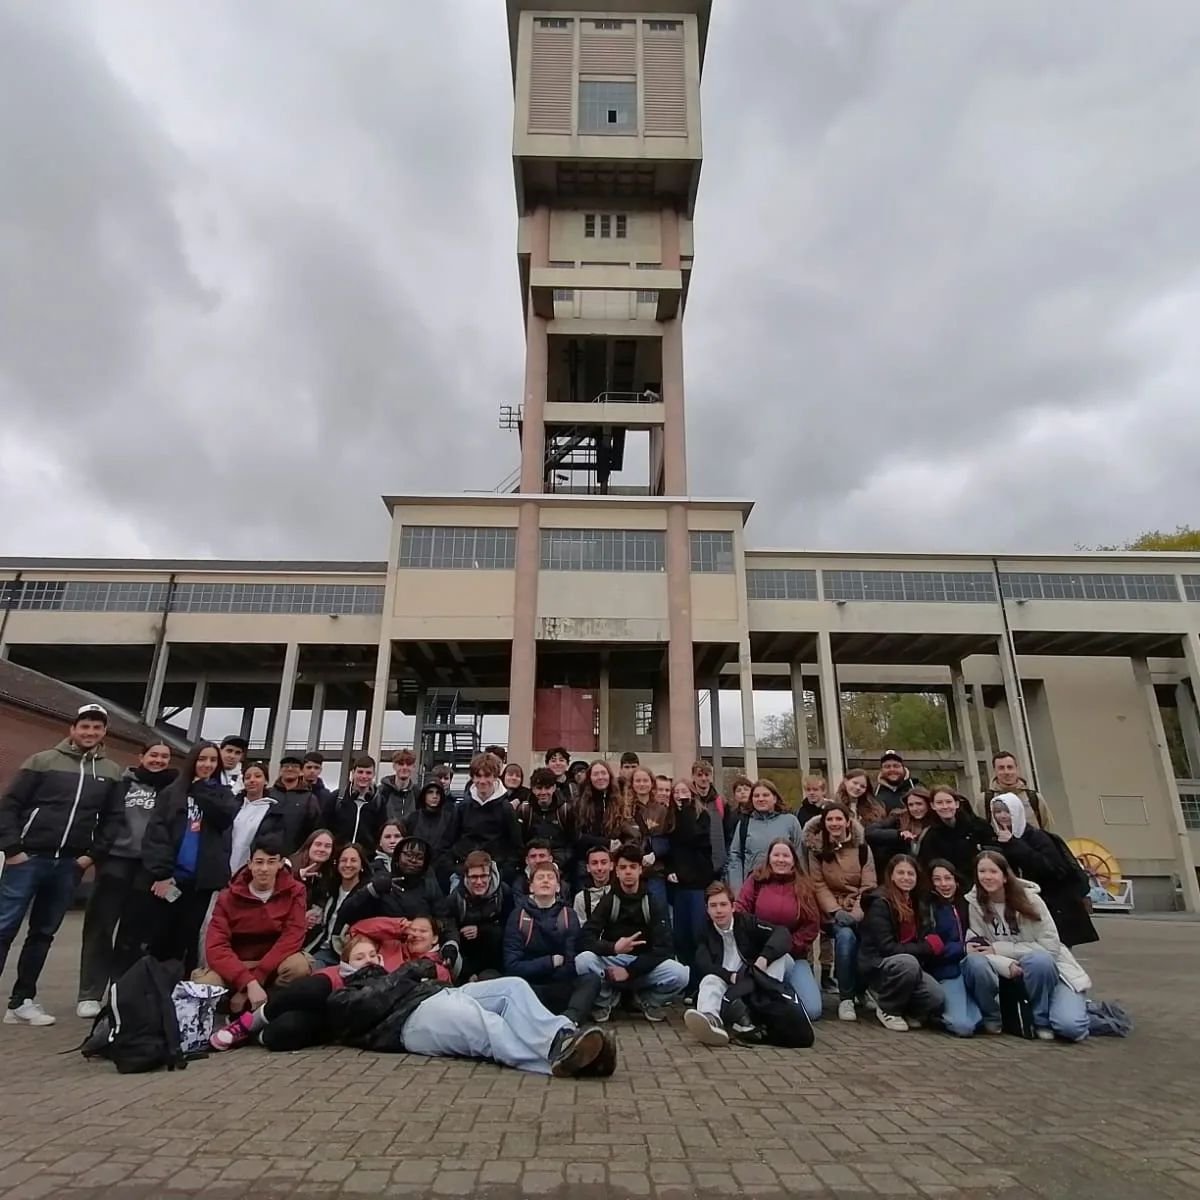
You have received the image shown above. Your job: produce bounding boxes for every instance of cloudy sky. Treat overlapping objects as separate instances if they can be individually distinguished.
[2,0,1198,562]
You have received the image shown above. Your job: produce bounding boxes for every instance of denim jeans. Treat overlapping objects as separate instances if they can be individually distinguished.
[669,888,707,966]
[575,951,689,1014]
[0,855,81,1007]
[939,971,984,1037]
[645,876,668,911]
[831,922,860,1000]
[781,955,824,1021]
[965,949,1089,1041]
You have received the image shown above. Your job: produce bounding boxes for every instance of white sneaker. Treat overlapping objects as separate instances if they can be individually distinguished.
[837,999,858,1022]
[683,1008,730,1047]
[76,1000,102,1020]
[1035,1026,1056,1041]
[875,1008,909,1032]
[861,992,879,1013]
[4,1000,56,1026]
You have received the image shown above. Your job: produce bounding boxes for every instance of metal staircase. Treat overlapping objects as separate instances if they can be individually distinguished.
[420,690,481,778]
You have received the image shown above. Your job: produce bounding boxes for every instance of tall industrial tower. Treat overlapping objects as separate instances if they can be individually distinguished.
[505,2,712,767]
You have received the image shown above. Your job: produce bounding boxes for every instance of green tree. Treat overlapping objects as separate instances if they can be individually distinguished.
[1092,525,1200,552]
[758,692,951,755]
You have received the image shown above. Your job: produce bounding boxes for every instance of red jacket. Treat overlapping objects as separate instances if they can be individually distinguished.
[205,866,307,991]
[346,917,453,982]
[736,874,822,958]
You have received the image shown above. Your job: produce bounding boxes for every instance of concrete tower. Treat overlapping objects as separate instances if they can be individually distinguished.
[505,2,712,769]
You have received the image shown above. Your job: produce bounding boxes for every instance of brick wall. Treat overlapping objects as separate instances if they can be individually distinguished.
[0,701,147,792]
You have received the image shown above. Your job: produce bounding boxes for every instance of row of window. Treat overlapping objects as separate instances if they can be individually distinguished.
[397,526,516,571]
[1179,576,1200,603]
[542,529,663,573]
[747,569,819,601]
[536,18,680,32]
[1181,793,1200,832]
[999,572,1180,602]
[0,580,385,614]
[825,571,998,604]
[584,213,627,239]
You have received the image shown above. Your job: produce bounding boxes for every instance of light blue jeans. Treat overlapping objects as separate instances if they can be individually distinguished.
[967,949,1089,1042]
[401,977,573,1075]
[781,955,823,1021]
[939,957,990,1037]
[575,951,689,1013]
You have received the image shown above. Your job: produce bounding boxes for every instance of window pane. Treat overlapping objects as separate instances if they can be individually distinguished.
[689,531,735,574]
[540,529,665,572]
[579,81,637,134]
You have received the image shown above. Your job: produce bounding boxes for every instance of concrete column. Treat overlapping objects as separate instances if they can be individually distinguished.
[665,504,696,775]
[1175,682,1200,779]
[815,631,844,787]
[972,684,995,765]
[412,689,428,767]
[1133,655,1200,912]
[239,706,254,742]
[652,679,669,753]
[341,706,358,775]
[185,676,208,743]
[996,635,1037,789]
[738,640,757,779]
[790,660,812,779]
[263,707,277,758]
[269,642,300,776]
[709,679,723,771]
[142,641,170,725]
[598,656,611,757]
[951,662,983,801]
[509,502,540,767]
[661,319,687,495]
[306,681,326,752]
[518,206,550,493]
[368,641,392,762]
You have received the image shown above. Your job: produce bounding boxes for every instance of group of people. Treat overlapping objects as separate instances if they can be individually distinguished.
[0,708,1105,1079]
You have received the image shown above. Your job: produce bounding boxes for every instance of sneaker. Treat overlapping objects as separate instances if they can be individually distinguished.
[76,1000,103,1020]
[638,1002,669,1024]
[210,1012,254,1052]
[837,999,858,1022]
[875,1008,909,1032]
[575,1030,618,1078]
[731,1022,763,1044]
[683,1008,730,1047]
[589,1005,613,1024]
[1034,1027,1056,1042]
[3,1001,55,1027]
[549,1025,605,1078]
[861,992,878,1013]
[982,1022,1003,1035]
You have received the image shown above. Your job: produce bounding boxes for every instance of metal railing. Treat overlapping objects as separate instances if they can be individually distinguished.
[591,389,661,404]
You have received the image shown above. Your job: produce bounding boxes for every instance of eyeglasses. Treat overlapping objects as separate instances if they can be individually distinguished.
[466,872,490,882]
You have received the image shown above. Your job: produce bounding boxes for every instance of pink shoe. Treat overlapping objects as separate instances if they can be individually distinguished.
[210,1013,254,1051]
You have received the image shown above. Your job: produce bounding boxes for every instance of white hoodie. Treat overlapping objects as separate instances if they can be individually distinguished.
[965,879,1091,993]
[988,793,1027,839]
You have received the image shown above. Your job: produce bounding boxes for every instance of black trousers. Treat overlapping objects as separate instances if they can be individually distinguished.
[118,873,213,976]
[260,974,335,1052]
[78,857,142,1001]
[531,974,602,1026]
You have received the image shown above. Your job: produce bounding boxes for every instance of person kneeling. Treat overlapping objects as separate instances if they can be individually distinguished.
[576,844,689,1023]
[194,836,307,1013]
[685,882,814,1048]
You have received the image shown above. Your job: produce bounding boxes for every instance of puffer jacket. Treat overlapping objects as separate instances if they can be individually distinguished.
[326,961,449,1051]
[918,809,992,879]
[965,881,1091,993]
[141,776,238,891]
[106,765,179,860]
[0,739,123,859]
[856,888,939,980]
[726,809,805,892]
[804,818,877,917]
[516,794,573,870]
[926,896,969,981]
[452,787,523,870]
[322,786,386,851]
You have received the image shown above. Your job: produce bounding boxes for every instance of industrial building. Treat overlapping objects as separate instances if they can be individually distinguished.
[2,2,1199,910]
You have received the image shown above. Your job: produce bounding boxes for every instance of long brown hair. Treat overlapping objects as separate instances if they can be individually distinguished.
[974,850,1040,924]
[836,769,885,825]
[881,853,923,927]
[293,828,337,892]
[750,838,819,926]
[576,760,627,838]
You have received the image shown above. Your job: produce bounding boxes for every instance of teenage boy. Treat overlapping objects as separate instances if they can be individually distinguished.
[452,753,523,881]
[301,753,334,807]
[984,751,1051,830]
[690,760,728,876]
[448,850,512,980]
[517,772,574,873]
[380,750,419,824]
[573,846,613,923]
[504,862,606,1044]
[0,704,122,1026]
[544,747,574,807]
[512,839,570,901]
[484,745,509,766]
[618,752,640,788]
[195,837,308,1013]
[323,755,385,849]
[796,775,828,827]
[219,736,249,797]
[264,755,321,852]
[430,763,454,795]
[576,844,688,1021]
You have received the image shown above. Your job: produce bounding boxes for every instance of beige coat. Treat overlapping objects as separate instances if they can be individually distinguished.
[804,817,877,918]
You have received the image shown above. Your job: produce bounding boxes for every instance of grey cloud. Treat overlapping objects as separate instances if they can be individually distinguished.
[1,0,1198,559]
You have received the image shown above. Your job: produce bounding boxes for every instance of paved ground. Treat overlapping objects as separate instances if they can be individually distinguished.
[0,915,1197,1199]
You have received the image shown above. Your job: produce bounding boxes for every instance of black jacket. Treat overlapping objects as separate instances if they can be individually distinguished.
[876,775,920,813]
[856,888,937,979]
[448,869,512,976]
[580,885,675,978]
[694,912,792,984]
[379,775,419,825]
[401,788,460,869]
[989,829,1098,948]
[452,790,523,869]
[336,840,458,947]
[106,766,179,860]
[141,777,238,891]
[918,812,992,879]
[326,961,448,1051]
[516,795,574,868]
[0,739,124,859]
[322,786,386,850]
[256,789,320,855]
[664,805,717,890]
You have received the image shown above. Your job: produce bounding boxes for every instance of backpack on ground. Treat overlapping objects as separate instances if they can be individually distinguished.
[81,956,187,1074]
[997,975,1035,1040]
[1086,999,1133,1037]
[172,980,227,1056]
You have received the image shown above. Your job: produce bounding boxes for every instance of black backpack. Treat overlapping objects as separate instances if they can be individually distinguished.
[1044,830,1091,898]
[81,956,187,1074]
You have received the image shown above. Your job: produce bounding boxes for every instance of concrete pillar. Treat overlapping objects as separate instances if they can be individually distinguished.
[186,676,208,743]
[1175,682,1200,779]
[661,319,687,495]
[269,642,300,776]
[518,206,550,493]
[1133,655,1200,912]
[341,706,359,775]
[368,641,392,762]
[652,679,669,754]
[598,656,611,757]
[508,502,539,768]
[412,689,428,767]
[239,707,254,742]
[737,640,757,779]
[972,683,995,766]
[307,681,326,752]
[142,641,170,725]
[790,660,812,779]
[950,662,983,801]
[815,631,844,787]
[263,707,277,758]
[665,505,696,775]
[996,635,1038,789]
[709,679,723,771]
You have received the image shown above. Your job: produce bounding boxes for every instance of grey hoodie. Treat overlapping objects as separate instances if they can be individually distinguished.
[108,766,180,859]
[727,809,805,892]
